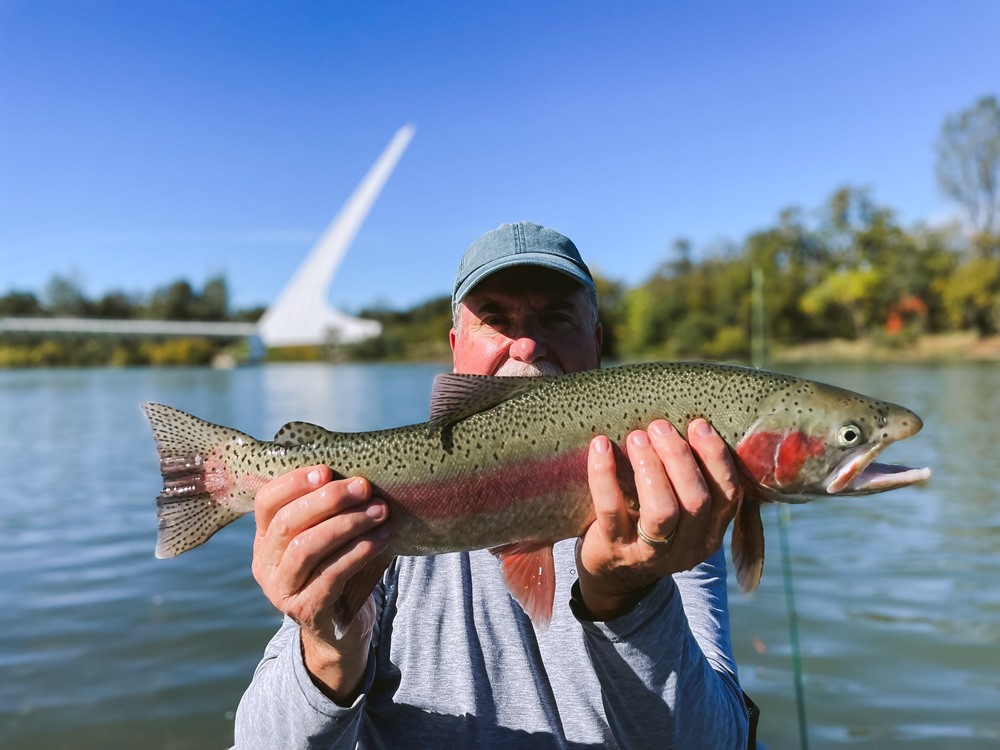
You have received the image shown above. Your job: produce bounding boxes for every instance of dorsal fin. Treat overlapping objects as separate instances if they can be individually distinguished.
[273,421,336,447]
[428,374,549,435]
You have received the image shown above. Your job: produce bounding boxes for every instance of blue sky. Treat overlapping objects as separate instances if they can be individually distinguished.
[2,1,999,313]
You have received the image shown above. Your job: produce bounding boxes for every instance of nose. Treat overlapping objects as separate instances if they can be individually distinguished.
[509,332,546,363]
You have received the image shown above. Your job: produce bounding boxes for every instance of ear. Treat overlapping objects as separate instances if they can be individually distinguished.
[449,327,458,355]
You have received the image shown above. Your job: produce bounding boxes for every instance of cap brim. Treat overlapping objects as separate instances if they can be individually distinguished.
[453,252,595,304]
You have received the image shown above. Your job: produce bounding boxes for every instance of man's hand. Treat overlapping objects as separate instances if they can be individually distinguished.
[576,418,742,621]
[251,465,391,703]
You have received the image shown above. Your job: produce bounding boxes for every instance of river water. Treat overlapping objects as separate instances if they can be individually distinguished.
[0,362,997,748]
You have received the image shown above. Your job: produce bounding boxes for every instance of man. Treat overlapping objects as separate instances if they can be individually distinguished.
[235,222,751,748]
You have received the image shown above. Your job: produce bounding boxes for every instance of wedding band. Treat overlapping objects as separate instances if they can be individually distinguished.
[636,519,676,549]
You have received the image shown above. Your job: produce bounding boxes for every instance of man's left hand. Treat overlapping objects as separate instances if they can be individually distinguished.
[576,418,742,621]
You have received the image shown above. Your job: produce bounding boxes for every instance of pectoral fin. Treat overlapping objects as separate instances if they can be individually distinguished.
[490,542,556,631]
[334,551,394,628]
[731,498,765,593]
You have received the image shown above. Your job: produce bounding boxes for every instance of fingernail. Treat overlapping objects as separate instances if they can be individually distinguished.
[593,435,610,453]
[307,469,321,485]
[649,421,675,438]
[630,431,650,448]
[348,478,367,498]
[693,420,713,438]
[366,501,385,520]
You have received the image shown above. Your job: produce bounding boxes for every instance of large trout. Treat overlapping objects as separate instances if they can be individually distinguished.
[143,362,930,628]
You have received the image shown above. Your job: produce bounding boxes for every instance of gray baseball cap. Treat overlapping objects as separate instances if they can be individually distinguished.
[452,221,595,306]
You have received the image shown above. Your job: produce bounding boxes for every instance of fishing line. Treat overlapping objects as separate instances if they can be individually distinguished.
[777,505,809,750]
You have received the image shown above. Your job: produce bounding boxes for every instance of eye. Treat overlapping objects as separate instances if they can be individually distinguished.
[541,311,576,328]
[481,314,510,330]
[837,423,863,447]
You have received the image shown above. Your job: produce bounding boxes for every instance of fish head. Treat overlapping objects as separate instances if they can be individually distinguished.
[734,380,931,501]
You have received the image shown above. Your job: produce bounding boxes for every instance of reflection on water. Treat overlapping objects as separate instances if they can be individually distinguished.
[0,362,998,748]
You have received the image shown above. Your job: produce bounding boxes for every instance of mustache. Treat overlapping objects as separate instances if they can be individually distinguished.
[493,360,564,377]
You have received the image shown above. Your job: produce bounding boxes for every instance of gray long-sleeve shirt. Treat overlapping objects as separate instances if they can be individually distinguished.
[234,542,749,749]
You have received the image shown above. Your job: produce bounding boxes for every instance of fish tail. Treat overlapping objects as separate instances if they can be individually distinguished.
[732,497,765,592]
[142,403,254,558]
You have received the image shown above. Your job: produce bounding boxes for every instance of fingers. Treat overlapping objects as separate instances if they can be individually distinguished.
[628,424,685,542]
[686,418,743,540]
[629,419,740,557]
[587,435,631,543]
[251,465,391,611]
[271,498,389,596]
[255,465,336,531]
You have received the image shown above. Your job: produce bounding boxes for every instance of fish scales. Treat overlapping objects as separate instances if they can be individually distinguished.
[143,361,931,628]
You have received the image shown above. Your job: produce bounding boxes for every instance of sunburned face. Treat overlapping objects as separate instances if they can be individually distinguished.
[450,268,602,377]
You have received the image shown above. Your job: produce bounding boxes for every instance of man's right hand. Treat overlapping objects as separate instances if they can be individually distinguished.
[251,465,392,704]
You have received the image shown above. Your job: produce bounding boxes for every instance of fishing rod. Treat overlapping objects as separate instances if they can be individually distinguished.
[752,266,810,750]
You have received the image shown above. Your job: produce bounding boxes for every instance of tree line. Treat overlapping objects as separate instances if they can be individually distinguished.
[0,276,265,367]
[347,177,999,364]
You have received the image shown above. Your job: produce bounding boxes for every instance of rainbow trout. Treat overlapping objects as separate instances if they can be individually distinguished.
[143,362,930,628]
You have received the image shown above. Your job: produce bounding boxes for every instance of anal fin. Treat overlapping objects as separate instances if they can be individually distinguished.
[491,542,556,631]
[732,498,765,592]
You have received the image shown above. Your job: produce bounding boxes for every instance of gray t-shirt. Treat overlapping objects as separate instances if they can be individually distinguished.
[234,542,749,749]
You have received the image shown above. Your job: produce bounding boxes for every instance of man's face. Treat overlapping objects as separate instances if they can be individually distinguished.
[450,267,602,377]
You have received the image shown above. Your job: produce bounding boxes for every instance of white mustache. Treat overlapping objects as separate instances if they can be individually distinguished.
[494,360,564,377]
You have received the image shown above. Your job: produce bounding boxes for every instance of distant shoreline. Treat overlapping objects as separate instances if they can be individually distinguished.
[770,332,1000,364]
[3,332,1000,369]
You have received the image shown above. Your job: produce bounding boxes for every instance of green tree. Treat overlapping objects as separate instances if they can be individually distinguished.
[592,271,626,360]
[193,275,229,321]
[942,257,1000,336]
[936,95,1000,238]
[0,290,44,316]
[744,208,829,343]
[45,274,90,316]
[800,267,884,338]
[148,280,196,320]
[92,290,139,319]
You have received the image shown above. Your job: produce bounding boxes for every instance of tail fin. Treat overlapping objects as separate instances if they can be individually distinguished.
[142,403,255,558]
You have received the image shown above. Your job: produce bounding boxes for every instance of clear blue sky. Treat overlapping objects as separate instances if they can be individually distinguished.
[2,1,998,313]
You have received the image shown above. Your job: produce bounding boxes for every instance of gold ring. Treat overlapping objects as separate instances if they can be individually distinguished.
[636,519,676,548]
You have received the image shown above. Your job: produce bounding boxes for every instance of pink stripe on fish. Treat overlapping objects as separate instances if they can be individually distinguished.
[378,445,593,520]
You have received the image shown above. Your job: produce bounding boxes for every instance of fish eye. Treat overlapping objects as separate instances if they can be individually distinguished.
[837,423,863,447]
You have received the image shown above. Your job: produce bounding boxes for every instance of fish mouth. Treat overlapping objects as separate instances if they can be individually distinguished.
[825,442,931,495]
